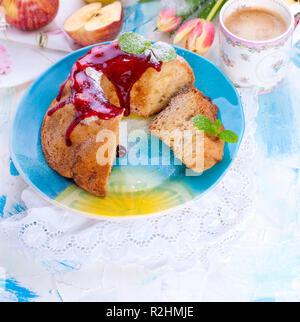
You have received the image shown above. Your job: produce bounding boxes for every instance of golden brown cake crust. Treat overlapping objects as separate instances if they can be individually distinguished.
[41,83,74,178]
[149,87,225,172]
[41,81,123,197]
[70,115,122,197]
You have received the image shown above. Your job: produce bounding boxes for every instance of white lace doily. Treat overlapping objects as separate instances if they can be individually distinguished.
[0,88,257,271]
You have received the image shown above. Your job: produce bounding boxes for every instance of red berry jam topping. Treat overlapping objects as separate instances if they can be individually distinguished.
[48,42,162,146]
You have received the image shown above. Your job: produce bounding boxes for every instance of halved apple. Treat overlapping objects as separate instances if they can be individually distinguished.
[64,1,124,47]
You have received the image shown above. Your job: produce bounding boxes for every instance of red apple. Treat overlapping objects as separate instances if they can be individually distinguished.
[1,0,59,31]
[64,1,124,47]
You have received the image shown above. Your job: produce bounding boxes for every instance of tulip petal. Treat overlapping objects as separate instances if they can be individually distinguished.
[158,8,182,32]
[202,21,215,48]
[160,8,176,19]
[187,21,204,52]
[182,34,189,50]
[168,16,183,31]
[195,21,215,55]
[173,18,201,44]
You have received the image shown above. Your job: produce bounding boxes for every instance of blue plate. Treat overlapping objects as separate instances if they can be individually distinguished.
[11,45,245,218]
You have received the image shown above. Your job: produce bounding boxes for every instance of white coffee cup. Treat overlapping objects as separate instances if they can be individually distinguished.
[219,0,300,93]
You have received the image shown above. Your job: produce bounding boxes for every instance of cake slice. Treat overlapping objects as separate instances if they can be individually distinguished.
[70,115,122,196]
[41,81,123,197]
[101,55,195,117]
[149,87,225,173]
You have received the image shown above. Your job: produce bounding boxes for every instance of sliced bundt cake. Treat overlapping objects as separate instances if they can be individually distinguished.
[149,87,225,173]
[101,56,195,117]
[41,53,195,196]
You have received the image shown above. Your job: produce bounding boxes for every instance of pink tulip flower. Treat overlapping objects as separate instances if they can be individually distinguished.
[174,18,215,55]
[157,8,182,32]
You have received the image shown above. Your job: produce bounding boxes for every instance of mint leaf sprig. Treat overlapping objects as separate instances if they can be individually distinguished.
[118,32,177,63]
[192,115,238,144]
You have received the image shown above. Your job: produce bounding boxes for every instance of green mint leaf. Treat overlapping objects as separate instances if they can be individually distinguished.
[151,42,177,63]
[144,48,152,58]
[118,33,177,63]
[145,41,152,48]
[218,130,239,143]
[193,115,239,143]
[215,119,222,133]
[192,115,218,135]
[118,32,147,54]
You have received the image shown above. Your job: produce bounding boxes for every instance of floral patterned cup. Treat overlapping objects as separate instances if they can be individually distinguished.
[219,0,300,93]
